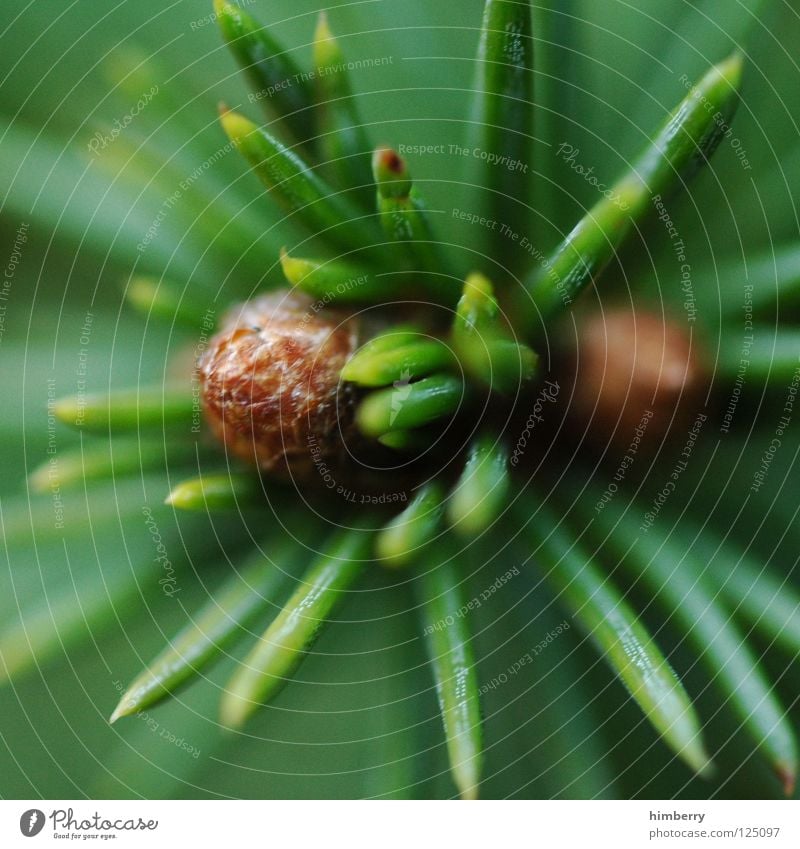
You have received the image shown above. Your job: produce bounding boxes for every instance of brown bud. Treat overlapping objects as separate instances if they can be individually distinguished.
[198,290,359,476]
[565,308,708,443]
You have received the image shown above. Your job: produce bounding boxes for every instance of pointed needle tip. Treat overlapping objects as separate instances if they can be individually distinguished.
[777,764,796,797]
[108,702,129,724]
[219,690,256,731]
[315,9,331,33]
[717,51,745,88]
[373,146,404,174]
[696,757,716,781]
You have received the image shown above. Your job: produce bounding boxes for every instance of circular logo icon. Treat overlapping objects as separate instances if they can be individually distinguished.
[19,810,45,837]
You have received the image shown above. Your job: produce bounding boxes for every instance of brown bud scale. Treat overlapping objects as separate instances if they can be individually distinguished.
[198,290,359,476]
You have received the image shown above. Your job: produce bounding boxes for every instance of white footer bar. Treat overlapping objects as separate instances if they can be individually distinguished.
[2,799,796,848]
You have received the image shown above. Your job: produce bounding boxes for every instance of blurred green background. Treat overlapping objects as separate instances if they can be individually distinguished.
[1,0,799,799]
